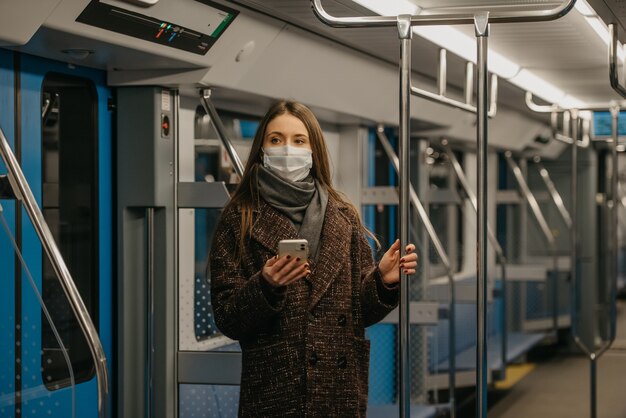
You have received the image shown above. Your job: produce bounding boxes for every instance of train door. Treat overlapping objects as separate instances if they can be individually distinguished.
[0,51,113,418]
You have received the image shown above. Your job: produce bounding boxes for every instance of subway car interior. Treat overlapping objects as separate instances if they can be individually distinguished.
[2,0,626,417]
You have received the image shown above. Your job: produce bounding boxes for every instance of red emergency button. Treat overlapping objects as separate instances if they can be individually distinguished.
[161,114,170,137]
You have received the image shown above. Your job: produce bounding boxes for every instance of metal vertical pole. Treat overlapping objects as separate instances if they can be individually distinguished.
[570,111,578,333]
[475,13,490,418]
[570,110,579,346]
[568,112,596,418]
[146,208,155,418]
[438,49,447,97]
[552,253,560,335]
[500,261,507,379]
[173,90,180,418]
[610,105,619,342]
[378,129,456,417]
[397,14,412,418]
[590,354,597,418]
[465,62,474,105]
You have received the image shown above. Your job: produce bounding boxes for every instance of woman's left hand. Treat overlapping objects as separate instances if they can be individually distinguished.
[378,239,418,285]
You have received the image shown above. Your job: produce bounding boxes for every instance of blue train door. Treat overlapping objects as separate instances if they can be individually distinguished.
[0,51,112,418]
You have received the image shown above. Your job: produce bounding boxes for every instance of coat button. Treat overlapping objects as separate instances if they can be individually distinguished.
[337,355,347,369]
[308,312,316,323]
[309,352,318,366]
[337,314,347,326]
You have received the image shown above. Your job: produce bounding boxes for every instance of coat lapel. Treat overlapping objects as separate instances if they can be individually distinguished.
[250,200,298,254]
[308,198,352,311]
[250,198,352,311]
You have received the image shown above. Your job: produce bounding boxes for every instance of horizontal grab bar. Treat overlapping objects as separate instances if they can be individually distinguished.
[525,94,591,148]
[411,51,498,117]
[526,91,626,112]
[311,0,577,28]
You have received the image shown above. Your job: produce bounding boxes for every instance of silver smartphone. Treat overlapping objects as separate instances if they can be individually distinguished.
[278,239,309,265]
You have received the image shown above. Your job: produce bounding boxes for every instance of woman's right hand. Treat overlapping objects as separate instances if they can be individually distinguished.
[262,255,310,287]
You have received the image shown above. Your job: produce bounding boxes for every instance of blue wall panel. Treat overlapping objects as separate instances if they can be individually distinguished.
[366,324,396,404]
[0,48,16,418]
[364,128,396,405]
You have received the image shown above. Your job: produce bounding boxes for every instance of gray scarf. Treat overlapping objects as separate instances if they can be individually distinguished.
[257,165,328,260]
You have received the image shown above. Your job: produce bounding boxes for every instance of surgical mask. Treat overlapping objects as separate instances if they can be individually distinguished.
[262,145,313,182]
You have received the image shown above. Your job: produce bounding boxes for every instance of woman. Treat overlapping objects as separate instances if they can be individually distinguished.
[209,100,418,417]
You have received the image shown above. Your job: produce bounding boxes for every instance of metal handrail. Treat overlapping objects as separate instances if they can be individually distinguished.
[568,106,619,418]
[609,24,626,99]
[443,141,505,258]
[607,105,619,351]
[504,152,560,336]
[552,110,576,145]
[475,17,490,417]
[442,139,508,380]
[526,91,626,113]
[0,126,109,418]
[411,49,499,117]
[521,26,626,415]
[200,89,245,178]
[376,126,456,415]
[310,3,578,417]
[599,105,619,357]
[311,0,576,27]
[525,93,592,147]
[503,153,556,246]
[42,93,58,125]
[532,157,573,229]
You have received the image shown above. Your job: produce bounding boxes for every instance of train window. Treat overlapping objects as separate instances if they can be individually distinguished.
[179,108,265,352]
[40,74,99,389]
[496,152,523,262]
[193,208,223,343]
[194,106,258,184]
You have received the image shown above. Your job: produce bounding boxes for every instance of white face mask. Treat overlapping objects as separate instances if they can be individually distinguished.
[263,145,313,182]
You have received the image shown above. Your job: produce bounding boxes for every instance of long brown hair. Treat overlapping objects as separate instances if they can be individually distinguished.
[225,100,378,258]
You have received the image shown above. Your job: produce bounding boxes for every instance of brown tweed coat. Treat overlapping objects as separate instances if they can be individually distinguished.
[210,196,399,417]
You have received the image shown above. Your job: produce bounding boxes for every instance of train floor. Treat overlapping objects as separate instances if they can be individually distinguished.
[478,301,626,418]
[450,300,626,418]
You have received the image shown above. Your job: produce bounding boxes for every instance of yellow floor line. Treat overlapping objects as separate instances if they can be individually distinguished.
[494,364,536,390]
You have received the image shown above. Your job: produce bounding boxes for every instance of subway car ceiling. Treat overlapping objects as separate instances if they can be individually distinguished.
[0,0,623,155]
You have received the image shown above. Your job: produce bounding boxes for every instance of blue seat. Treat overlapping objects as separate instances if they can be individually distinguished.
[437,332,546,371]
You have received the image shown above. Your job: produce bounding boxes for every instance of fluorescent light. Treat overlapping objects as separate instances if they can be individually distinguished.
[574,0,625,62]
[490,51,521,79]
[352,0,419,16]
[574,0,595,16]
[413,26,520,78]
[510,69,565,104]
[560,95,586,109]
[413,26,473,62]
[352,0,586,108]
[587,16,610,45]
